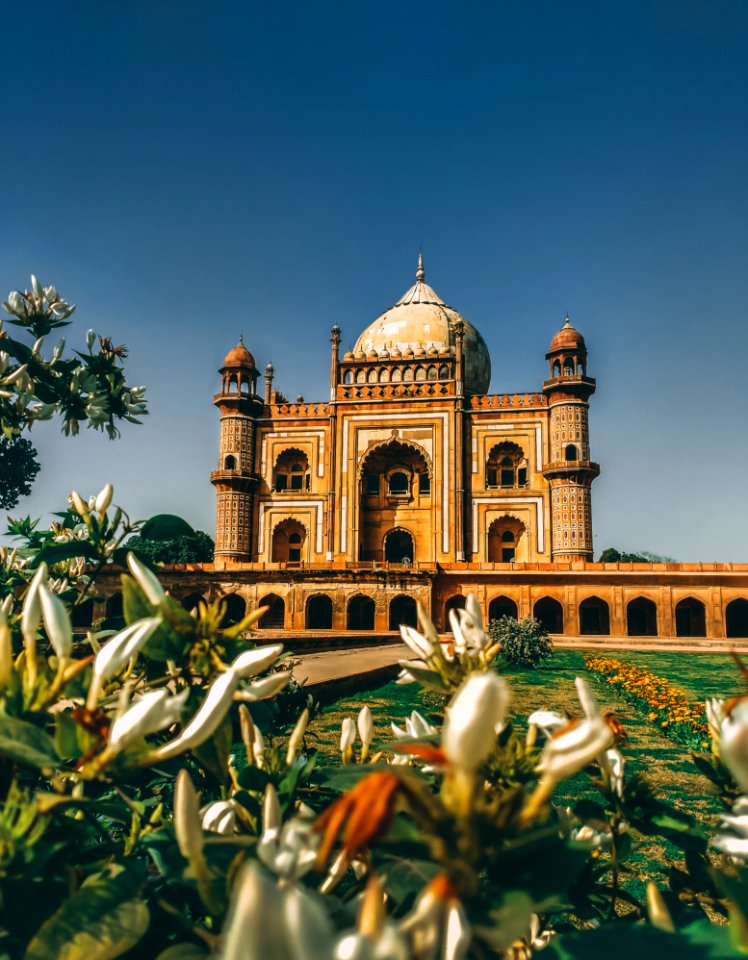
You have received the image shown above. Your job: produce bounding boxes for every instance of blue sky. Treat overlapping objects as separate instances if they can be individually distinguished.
[1,1,747,560]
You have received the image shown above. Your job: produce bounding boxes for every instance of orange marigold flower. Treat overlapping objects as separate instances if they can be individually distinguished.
[315,770,401,867]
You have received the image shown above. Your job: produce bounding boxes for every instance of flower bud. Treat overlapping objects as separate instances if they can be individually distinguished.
[21,562,48,644]
[86,329,96,350]
[442,672,509,770]
[286,707,310,764]
[95,483,113,515]
[39,583,73,660]
[340,717,356,754]
[68,490,89,517]
[721,700,748,792]
[175,769,203,862]
[126,552,165,606]
[357,705,373,748]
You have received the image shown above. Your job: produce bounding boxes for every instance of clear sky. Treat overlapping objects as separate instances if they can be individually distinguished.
[2,1,747,561]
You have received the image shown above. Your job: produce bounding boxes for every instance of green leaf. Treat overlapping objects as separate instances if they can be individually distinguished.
[236,764,271,792]
[31,541,99,568]
[23,867,149,960]
[0,714,58,769]
[121,576,188,660]
[140,514,195,541]
[545,921,737,959]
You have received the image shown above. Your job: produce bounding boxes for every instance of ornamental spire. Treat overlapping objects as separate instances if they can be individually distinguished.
[416,250,425,282]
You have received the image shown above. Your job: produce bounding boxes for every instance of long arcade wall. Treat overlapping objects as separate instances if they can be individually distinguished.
[96,561,748,640]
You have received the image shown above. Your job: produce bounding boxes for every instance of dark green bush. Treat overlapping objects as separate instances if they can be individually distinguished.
[489,615,553,669]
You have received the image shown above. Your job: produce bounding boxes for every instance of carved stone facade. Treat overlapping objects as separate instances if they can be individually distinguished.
[163,256,748,639]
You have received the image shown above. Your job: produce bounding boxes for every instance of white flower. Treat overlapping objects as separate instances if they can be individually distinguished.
[200,799,238,835]
[720,699,748,792]
[88,617,162,707]
[68,490,89,517]
[258,784,319,880]
[126,552,165,606]
[712,795,748,861]
[442,673,509,771]
[147,645,283,762]
[601,747,625,798]
[94,483,114,515]
[358,706,373,748]
[21,562,48,645]
[0,607,12,688]
[108,687,189,752]
[536,679,614,784]
[391,710,437,741]
[38,583,73,660]
[449,595,489,655]
[221,862,334,960]
[399,878,471,960]
[174,769,203,862]
[341,717,357,753]
[527,710,568,737]
[399,624,436,660]
[286,707,310,765]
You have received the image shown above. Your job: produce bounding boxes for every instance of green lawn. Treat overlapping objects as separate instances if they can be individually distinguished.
[306,650,746,896]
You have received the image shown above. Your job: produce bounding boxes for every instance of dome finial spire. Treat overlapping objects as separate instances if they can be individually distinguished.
[416,250,425,282]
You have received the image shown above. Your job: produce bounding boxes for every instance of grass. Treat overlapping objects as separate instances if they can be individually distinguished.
[306,650,746,898]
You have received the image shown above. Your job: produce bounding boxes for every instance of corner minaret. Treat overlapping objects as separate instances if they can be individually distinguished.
[211,338,263,561]
[542,316,600,561]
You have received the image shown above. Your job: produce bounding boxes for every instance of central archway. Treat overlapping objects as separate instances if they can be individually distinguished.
[384,528,415,564]
[389,594,417,630]
[306,594,333,630]
[533,597,563,633]
[627,597,657,636]
[488,595,518,622]
[579,596,610,636]
[675,597,706,638]
[258,593,285,629]
[347,594,375,630]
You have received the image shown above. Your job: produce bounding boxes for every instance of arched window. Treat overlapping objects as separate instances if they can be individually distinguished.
[388,471,410,495]
[438,364,450,380]
[368,368,378,384]
[306,594,333,629]
[384,528,415,563]
[675,597,706,638]
[726,599,748,638]
[552,360,561,377]
[347,594,375,630]
[487,516,526,562]
[564,443,579,462]
[106,593,123,619]
[71,598,94,629]
[488,595,518,622]
[626,597,658,637]
[391,368,402,383]
[389,595,417,630]
[486,441,526,490]
[181,593,205,614]
[403,368,414,382]
[379,368,390,383]
[415,366,426,382]
[272,519,307,563]
[426,365,438,380]
[274,449,311,492]
[343,370,353,385]
[419,471,431,495]
[533,597,564,633]
[563,359,575,377]
[224,454,237,470]
[228,375,238,394]
[579,596,610,636]
[445,595,467,630]
[258,593,285,629]
[221,593,246,627]
[356,369,366,384]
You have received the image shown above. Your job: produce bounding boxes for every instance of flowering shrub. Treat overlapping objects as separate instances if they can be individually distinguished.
[584,655,709,751]
[489,616,554,669]
[2,489,748,957]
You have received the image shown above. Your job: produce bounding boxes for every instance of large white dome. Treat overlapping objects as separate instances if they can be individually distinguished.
[353,255,492,395]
